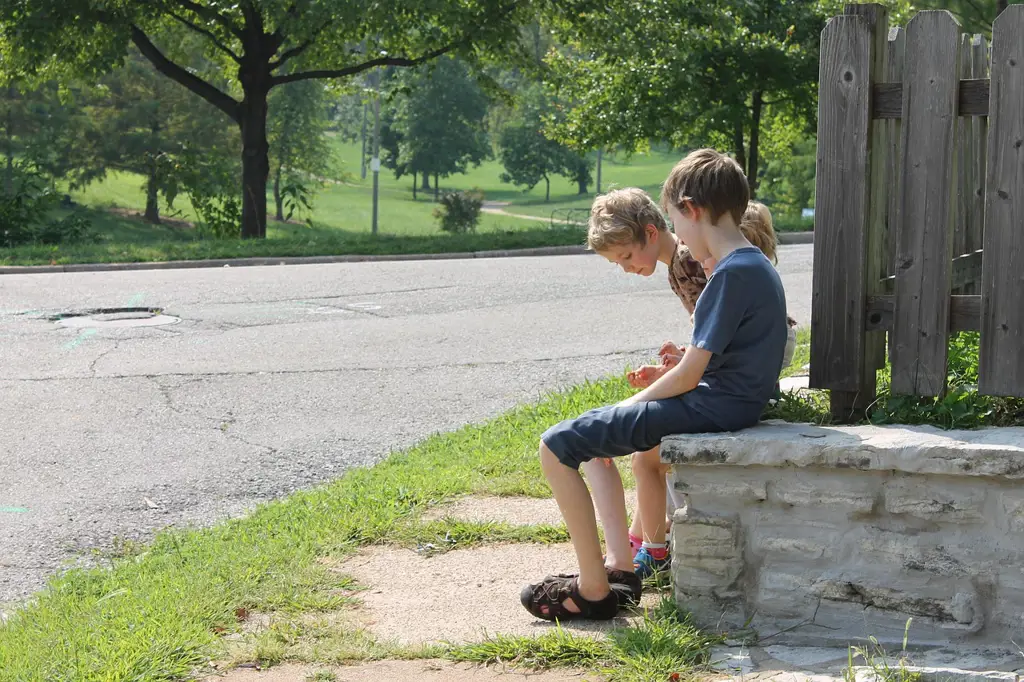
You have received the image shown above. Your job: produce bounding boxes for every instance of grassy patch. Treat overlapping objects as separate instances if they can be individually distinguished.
[0,216,586,266]
[447,596,720,682]
[767,331,1024,429]
[0,378,633,681]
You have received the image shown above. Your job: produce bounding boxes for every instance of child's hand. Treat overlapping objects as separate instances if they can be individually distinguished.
[627,364,666,388]
[661,353,683,368]
[658,340,685,363]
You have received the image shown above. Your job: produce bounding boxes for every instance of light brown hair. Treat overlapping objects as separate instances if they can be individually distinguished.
[659,149,750,226]
[740,201,777,264]
[586,187,668,252]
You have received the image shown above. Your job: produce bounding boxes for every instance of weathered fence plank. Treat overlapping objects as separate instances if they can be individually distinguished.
[955,33,974,264]
[809,13,874,401]
[867,295,980,333]
[890,10,960,396]
[873,79,989,118]
[884,26,905,286]
[847,3,890,379]
[980,5,1024,396]
[968,34,989,257]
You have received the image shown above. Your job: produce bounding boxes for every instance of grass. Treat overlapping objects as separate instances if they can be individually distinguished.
[767,331,1024,429]
[0,377,637,681]
[0,206,586,266]
[448,596,720,682]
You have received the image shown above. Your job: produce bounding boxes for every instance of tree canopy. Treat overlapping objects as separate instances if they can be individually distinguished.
[0,0,544,237]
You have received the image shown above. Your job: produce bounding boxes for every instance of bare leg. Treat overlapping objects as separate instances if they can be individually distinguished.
[540,442,611,611]
[631,446,667,545]
[629,455,644,541]
[580,459,633,572]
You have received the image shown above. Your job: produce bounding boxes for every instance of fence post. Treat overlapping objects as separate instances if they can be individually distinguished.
[810,4,887,421]
[890,11,960,396]
[980,6,1024,396]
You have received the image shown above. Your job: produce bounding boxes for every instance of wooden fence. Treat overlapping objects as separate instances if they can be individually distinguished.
[810,3,1024,420]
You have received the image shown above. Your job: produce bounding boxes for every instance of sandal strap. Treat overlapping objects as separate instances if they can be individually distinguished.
[521,575,619,621]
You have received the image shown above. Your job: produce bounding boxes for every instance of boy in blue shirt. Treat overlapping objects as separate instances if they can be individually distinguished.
[521,148,789,621]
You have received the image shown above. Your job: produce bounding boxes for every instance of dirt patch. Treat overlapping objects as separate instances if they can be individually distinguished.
[339,543,661,646]
[422,492,638,528]
[106,207,196,231]
[206,660,597,682]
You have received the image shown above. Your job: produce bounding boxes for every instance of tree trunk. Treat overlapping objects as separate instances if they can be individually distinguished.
[144,166,161,224]
[421,172,431,190]
[545,175,550,202]
[577,175,588,195]
[273,167,284,221]
[733,119,747,179]
[748,90,764,198]
[412,178,417,200]
[240,87,270,239]
[434,173,439,201]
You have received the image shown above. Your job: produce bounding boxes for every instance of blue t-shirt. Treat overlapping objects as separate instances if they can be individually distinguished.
[685,246,788,429]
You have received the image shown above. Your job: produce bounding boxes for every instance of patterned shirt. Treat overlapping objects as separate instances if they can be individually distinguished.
[667,241,707,315]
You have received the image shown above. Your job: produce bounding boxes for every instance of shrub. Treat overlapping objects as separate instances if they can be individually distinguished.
[433,189,484,234]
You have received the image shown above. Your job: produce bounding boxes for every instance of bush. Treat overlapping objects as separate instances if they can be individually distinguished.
[433,189,484,234]
[0,166,92,247]
[34,212,94,245]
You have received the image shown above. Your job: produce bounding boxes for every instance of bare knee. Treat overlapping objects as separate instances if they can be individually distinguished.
[631,448,662,478]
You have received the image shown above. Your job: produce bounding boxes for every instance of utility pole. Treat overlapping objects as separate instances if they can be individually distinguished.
[371,67,381,236]
[360,100,368,180]
[595,149,603,195]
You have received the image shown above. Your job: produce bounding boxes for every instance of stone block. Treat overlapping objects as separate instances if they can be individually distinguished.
[752,534,834,561]
[661,421,1024,479]
[672,521,738,559]
[672,467,768,503]
[771,474,879,514]
[884,477,985,523]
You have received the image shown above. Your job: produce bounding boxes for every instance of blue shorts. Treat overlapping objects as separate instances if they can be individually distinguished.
[541,397,725,470]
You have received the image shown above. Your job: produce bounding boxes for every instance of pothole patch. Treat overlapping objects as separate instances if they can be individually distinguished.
[51,307,181,329]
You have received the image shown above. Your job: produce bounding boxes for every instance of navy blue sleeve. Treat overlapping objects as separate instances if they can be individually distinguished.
[690,269,747,355]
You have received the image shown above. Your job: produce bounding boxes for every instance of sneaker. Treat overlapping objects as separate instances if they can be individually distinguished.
[633,547,671,579]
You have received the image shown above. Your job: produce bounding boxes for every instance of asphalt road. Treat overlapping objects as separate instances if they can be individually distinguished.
[0,245,812,610]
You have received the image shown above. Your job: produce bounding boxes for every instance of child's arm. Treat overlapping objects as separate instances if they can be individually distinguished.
[618,344,711,406]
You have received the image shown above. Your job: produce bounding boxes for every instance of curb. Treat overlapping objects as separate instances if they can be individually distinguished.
[778,231,814,245]
[0,232,813,276]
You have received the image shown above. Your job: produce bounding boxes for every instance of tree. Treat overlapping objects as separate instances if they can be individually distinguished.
[545,0,911,195]
[0,79,96,193]
[0,1,541,239]
[268,79,333,221]
[388,57,491,200]
[498,91,592,202]
[84,48,238,223]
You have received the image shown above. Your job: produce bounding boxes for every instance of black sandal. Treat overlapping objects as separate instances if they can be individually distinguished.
[547,567,642,607]
[520,575,620,621]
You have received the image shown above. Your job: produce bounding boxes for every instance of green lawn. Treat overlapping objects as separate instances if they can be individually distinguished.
[0,142,809,266]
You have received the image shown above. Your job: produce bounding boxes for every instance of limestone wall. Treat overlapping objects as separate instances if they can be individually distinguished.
[661,421,1024,648]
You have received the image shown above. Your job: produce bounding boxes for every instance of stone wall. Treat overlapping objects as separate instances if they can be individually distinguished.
[661,421,1024,648]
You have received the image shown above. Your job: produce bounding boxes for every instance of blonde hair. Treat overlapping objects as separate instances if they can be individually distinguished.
[740,201,777,264]
[586,187,668,252]
[660,149,749,226]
